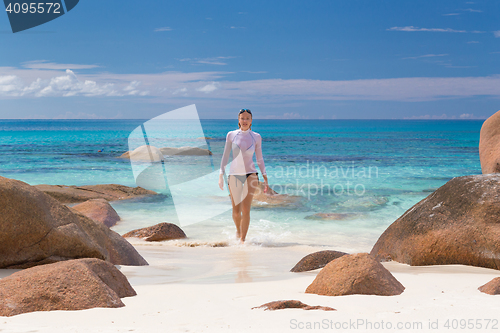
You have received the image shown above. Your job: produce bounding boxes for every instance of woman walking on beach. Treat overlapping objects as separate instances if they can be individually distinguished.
[219,109,269,243]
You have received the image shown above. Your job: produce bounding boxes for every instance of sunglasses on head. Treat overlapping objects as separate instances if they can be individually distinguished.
[239,109,252,115]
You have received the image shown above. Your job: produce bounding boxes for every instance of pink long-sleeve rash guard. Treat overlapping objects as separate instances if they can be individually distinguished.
[219,128,267,176]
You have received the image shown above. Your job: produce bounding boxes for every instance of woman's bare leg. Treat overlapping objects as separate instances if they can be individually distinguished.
[228,175,245,239]
[239,174,258,242]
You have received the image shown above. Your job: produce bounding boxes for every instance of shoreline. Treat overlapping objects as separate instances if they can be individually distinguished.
[2,245,500,333]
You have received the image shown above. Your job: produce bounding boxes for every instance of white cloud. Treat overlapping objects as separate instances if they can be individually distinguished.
[403,54,449,60]
[388,26,466,33]
[53,112,105,119]
[443,13,460,16]
[22,61,100,70]
[179,56,235,66]
[21,112,123,119]
[467,41,480,44]
[197,58,232,66]
[462,8,482,13]
[154,27,172,32]
[21,114,50,119]
[494,31,500,38]
[263,112,309,119]
[404,114,450,119]
[318,115,337,119]
[197,82,218,93]
[443,65,476,69]
[173,87,188,95]
[123,80,140,91]
[35,69,122,97]
[230,26,245,29]
[0,69,131,97]
[217,76,500,102]
[123,80,149,96]
[0,75,20,94]
[404,113,486,120]
[284,112,307,119]
[3,65,500,104]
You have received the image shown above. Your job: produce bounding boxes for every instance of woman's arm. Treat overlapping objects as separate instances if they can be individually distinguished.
[255,134,270,193]
[219,132,232,190]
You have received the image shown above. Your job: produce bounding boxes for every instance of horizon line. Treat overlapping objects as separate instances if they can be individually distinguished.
[0,118,487,121]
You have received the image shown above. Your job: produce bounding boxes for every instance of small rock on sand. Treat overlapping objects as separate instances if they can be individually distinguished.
[290,250,348,272]
[479,277,500,295]
[123,222,187,241]
[252,300,336,311]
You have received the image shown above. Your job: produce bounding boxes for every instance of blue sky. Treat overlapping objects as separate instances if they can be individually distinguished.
[0,0,499,119]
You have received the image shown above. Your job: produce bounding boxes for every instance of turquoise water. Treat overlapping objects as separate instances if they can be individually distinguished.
[0,119,483,252]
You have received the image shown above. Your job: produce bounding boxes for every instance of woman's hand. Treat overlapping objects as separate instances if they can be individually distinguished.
[262,175,271,195]
[219,174,224,190]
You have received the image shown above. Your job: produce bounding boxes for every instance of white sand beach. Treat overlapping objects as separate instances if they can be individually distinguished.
[2,243,500,333]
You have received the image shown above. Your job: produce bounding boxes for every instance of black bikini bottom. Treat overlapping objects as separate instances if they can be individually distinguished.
[228,172,258,186]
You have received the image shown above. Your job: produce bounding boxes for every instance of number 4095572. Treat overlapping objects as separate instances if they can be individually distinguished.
[5,2,62,14]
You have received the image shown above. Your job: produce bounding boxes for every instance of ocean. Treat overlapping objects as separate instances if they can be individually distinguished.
[0,118,483,254]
